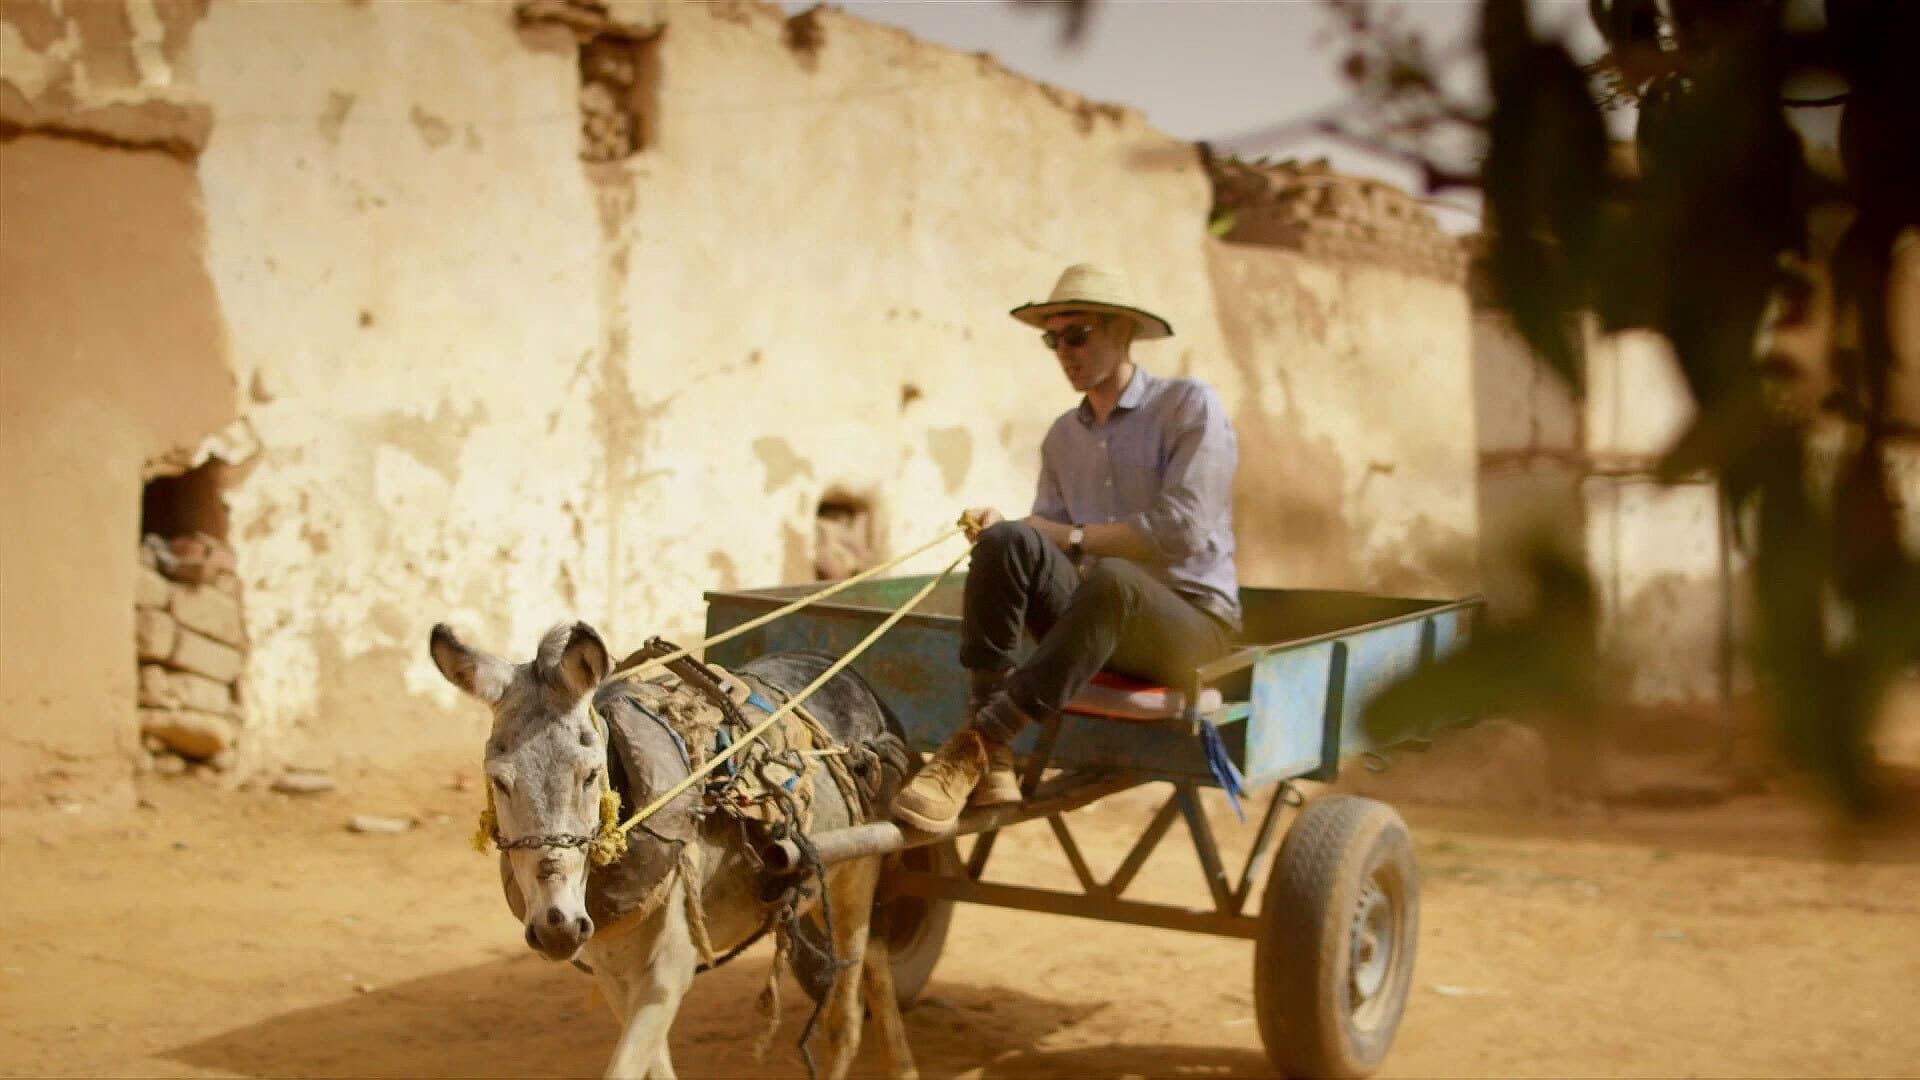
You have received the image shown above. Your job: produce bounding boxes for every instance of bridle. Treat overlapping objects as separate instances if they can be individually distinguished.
[475,704,629,866]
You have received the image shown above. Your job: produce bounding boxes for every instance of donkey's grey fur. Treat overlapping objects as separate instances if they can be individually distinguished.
[430,622,918,1080]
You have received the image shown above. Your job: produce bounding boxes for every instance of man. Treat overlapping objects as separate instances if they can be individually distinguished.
[891,263,1242,832]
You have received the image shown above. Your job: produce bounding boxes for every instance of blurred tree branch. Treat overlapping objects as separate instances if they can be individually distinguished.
[1021,0,1920,818]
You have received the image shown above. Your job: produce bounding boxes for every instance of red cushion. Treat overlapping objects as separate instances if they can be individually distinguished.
[1064,671,1222,722]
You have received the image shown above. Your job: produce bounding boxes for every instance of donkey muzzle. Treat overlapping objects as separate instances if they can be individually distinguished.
[526,906,595,959]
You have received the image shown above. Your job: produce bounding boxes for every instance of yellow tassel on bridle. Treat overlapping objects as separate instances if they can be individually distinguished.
[589,786,627,866]
[474,783,499,854]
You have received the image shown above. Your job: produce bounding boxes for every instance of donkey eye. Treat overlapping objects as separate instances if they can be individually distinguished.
[491,775,510,795]
[583,769,600,789]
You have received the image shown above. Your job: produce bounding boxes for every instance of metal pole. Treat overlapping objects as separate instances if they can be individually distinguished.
[764,822,906,871]
[761,771,1138,872]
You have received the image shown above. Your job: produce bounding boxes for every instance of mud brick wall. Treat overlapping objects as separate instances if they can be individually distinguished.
[1208,155,1468,285]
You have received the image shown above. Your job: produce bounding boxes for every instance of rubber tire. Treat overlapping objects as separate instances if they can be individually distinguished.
[790,840,957,1009]
[1254,795,1419,1079]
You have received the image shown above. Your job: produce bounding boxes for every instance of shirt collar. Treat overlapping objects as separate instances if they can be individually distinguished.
[1076,366,1151,426]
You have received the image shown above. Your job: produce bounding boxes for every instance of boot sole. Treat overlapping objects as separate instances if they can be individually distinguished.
[891,801,960,834]
[968,784,1023,808]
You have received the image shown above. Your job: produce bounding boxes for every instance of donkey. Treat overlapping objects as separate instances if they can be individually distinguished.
[429,620,919,1080]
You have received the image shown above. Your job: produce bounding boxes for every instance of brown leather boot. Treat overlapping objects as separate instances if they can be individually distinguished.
[964,669,1021,807]
[892,727,996,832]
[971,739,1022,807]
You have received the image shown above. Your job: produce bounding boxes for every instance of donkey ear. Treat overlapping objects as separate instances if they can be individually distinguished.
[430,623,514,705]
[553,622,610,700]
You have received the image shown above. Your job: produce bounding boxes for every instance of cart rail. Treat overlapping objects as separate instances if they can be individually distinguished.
[705,576,1481,789]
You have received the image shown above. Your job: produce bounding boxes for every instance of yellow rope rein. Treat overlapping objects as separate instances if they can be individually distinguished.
[475,513,979,860]
[614,541,969,837]
[603,521,969,683]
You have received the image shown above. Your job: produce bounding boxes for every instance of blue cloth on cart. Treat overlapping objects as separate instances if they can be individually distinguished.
[1200,717,1246,821]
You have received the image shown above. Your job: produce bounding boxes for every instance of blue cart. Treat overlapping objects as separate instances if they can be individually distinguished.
[705,575,1479,1079]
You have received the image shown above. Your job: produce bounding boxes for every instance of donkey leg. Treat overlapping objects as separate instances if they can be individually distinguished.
[817,859,881,1080]
[596,898,697,1080]
[859,869,919,1080]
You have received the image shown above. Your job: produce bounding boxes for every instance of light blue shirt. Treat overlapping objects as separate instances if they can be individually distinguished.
[1032,367,1242,631]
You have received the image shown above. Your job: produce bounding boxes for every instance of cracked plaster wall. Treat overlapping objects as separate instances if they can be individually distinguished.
[1210,243,1479,597]
[1,0,235,808]
[3,0,1479,791]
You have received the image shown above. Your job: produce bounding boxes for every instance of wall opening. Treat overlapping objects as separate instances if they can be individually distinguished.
[136,460,247,776]
[142,459,229,542]
[514,0,663,163]
[577,24,662,162]
[814,490,879,581]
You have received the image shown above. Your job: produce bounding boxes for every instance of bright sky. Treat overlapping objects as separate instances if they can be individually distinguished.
[782,1,1614,232]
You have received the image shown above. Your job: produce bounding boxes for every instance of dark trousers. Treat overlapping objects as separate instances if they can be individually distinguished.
[960,521,1232,744]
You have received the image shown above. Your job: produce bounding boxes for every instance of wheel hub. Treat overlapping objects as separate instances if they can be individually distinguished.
[1350,879,1395,1007]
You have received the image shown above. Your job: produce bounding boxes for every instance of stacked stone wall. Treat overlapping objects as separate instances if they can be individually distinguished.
[134,533,248,773]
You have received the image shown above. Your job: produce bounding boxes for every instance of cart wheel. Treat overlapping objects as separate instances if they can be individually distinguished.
[791,840,957,1008]
[1254,795,1419,1079]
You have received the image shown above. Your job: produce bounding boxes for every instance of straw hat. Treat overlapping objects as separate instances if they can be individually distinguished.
[1009,263,1174,340]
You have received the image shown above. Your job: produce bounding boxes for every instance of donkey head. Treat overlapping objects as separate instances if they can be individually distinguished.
[430,620,611,961]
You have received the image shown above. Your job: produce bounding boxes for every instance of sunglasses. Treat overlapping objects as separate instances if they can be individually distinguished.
[1042,323,1095,350]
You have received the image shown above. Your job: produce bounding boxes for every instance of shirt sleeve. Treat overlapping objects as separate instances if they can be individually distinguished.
[1124,383,1236,562]
[1030,424,1071,524]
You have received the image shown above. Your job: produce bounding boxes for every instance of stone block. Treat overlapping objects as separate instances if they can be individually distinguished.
[169,627,245,684]
[139,708,235,760]
[136,566,171,610]
[136,609,177,663]
[171,583,244,646]
[168,669,238,716]
[139,664,175,708]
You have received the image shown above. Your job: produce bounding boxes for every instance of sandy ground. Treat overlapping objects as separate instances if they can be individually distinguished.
[2,750,1918,1079]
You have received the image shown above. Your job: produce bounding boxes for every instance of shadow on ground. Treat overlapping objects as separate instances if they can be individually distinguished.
[160,948,1234,1078]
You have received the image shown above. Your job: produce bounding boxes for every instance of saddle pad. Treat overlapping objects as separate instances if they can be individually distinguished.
[1062,670,1223,722]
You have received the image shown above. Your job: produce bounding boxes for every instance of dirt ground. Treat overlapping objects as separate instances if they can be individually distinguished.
[2,748,1918,1080]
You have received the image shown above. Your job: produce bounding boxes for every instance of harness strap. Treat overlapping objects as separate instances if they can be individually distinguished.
[739,672,868,824]
[613,690,694,774]
[614,551,965,837]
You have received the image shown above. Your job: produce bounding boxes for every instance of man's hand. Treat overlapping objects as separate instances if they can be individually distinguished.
[959,507,1004,543]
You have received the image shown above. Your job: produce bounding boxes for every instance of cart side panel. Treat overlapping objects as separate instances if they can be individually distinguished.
[703,594,968,752]
[1012,713,1231,783]
[1241,605,1475,785]
[1245,641,1336,789]
[1330,606,1473,771]
[1333,620,1428,763]
[704,591,1226,782]
[707,581,1478,789]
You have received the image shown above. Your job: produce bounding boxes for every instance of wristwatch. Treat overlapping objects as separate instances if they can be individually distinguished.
[1066,526,1085,561]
